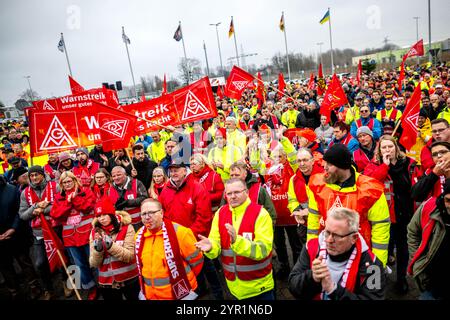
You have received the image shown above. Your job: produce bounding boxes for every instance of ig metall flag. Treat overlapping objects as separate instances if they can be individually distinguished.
[57,34,65,52]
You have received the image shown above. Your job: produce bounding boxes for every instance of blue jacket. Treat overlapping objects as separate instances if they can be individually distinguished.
[350,117,383,140]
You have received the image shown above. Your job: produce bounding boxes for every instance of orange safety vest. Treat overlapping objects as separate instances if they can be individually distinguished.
[95,226,139,286]
[218,203,272,281]
[308,174,384,249]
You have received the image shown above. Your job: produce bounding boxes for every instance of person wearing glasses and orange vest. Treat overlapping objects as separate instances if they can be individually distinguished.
[135,198,203,300]
[89,198,140,300]
[305,144,390,267]
[195,178,275,300]
[288,207,386,300]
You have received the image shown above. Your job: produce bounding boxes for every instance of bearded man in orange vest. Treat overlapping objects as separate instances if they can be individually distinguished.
[306,144,390,266]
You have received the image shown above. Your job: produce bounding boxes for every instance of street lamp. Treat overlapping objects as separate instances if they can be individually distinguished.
[209,22,224,76]
[316,42,324,67]
[24,76,34,101]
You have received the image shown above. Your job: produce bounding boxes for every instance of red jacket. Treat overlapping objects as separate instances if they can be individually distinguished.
[73,159,100,187]
[420,139,434,172]
[50,187,96,247]
[191,166,224,212]
[159,174,213,239]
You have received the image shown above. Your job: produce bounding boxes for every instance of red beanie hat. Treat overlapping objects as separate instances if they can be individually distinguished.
[94,198,116,217]
[215,127,227,140]
[297,128,317,143]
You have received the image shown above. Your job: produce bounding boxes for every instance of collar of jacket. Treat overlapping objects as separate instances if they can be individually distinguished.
[326,167,357,192]
[169,172,191,190]
[229,198,251,217]
[115,176,131,191]
[30,175,50,191]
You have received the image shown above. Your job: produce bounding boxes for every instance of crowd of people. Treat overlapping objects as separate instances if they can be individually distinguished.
[1,61,450,301]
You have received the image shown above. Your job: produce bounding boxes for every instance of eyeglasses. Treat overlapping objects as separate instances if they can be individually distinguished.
[360,110,370,113]
[141,209,161,218]
[297,158,313,163]
[62,180,74,185]
[225,189,247,197]
[432,128,448,135]
[431,149,450,158]
[323,230,356,241]
[95,176,106,180]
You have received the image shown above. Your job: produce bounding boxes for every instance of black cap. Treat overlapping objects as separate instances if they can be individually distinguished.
[9,157,21,165]
[168,159,188,169]
[12,166,28,181]
[323,144,352,170]
[28,165,45,177]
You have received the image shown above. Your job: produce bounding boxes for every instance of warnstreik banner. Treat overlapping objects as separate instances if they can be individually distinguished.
[29,101,137,156]
[123,76,217,134]
[32,87,119,111]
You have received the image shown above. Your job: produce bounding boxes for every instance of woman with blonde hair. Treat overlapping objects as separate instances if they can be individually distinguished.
[364,135,421,295]
[50,171,98,299]
[148,166,168,200]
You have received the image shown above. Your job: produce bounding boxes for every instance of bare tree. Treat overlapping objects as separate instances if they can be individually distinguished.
[19,89,40,102]
[178,58,202,85]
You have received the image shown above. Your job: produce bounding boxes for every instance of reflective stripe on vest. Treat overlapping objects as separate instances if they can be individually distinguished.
[218,203,272,281]
[63,217,93,230]
[98,264,138,278]
[142,265,192,287]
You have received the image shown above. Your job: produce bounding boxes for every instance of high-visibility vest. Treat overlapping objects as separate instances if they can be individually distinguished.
[308,174,384,249]
[96,225,139,286]
[218,203,272,281]
[111,179,141,225]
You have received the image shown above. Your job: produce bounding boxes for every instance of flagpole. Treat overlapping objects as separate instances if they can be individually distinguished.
[122,26,138,100]
[203,41,210,76]
[254,75,292,99]
[179,21,190,84]
[232,16,240,66]
[61,33,73,77]
[282,12,291,80]
[327,8,334,74]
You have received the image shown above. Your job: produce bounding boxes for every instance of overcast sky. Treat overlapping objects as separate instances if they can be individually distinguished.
[1,0,449,106]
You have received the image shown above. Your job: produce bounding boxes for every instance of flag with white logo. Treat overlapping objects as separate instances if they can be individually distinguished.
[57,35,65,52]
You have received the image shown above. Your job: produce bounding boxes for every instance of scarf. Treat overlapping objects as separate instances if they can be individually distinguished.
[100,223,115,235]
[318,234,363,299]
[93,183,111,198]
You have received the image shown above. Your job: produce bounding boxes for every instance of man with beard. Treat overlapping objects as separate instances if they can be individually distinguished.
[73,147,100,187]
[408,179,450,300]
[306,144,390,266]
[352,126,376,172]
[126,144,157,190]
[43,153,59,181]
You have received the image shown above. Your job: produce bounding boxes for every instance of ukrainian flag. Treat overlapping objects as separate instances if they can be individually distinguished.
[319,9,330,24]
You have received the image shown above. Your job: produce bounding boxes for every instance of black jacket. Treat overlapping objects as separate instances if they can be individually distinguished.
[89,147,113,168]
[126,156,158,189]
[288,244,386,300]
[411,170,440,202]
[388,157,415,221]
[295,109,321,129]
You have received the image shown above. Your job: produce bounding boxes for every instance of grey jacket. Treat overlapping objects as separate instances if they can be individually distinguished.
[18,175,53,238]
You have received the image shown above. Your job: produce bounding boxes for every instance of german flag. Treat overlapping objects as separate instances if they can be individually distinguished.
[228,17,234,38]
[279,13,285,31]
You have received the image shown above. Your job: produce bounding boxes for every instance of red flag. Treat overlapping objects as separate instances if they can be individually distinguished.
[399,82,421,150]
[29,102,138,156]
[141,89,146,102]
[217,85,224,99]
[68,75,85,94]
[307,73,315,90]
[224,66,255,100]
[356,60,362,86]
[256,72,265,104]
[40,214,67,273]
[397,61,405,92]
[317,63,326,96]
[124,77,217,134]
[403,39,424,61]
[319,74,349,120]
[32,88,120,111]
[278,73,286,98]
[162,74,167,95]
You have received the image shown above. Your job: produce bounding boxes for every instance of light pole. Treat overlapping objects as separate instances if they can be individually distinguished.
[316,42,324,67]
[413,16,420,65]
[428,0,432,63]
[210,22,224,76]
[24,76,34,101]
